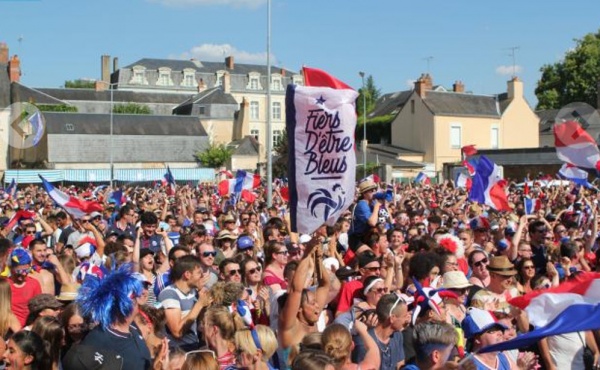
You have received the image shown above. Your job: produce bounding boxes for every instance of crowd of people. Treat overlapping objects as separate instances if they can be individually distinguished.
[0,177,599,370]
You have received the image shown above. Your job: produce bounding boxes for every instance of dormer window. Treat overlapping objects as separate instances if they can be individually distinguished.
[215,70,226,87]
[271,73,283,91]
[157,67,173,86]
[130,66,148,85]
[182,68,197,87]
[247,72,262,90]
[292,74,303,86]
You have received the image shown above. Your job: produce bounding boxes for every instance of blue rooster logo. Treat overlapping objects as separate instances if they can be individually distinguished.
[307,184,346,222]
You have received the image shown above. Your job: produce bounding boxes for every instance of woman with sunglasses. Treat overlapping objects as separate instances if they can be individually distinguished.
[515,258,536,294]
[467,250,490,288]
[262,241,288,294]
[181,350,219,370]
[234,325,278,370]
[241,258,270,326]
[334,275,386,328]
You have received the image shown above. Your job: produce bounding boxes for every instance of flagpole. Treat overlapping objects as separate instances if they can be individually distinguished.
[266,0,273,207]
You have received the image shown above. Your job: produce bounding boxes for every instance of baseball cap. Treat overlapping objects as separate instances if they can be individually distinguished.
[139,248,155,260]
[462,307,508,339]
[237,235,254,250]
[357,251,380,268]
[28,294,63,315]
[62,345,124,370]
[90,211,102,219]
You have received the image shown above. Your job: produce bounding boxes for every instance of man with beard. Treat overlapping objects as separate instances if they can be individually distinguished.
[28,239,71,295]
[279,238,330,352]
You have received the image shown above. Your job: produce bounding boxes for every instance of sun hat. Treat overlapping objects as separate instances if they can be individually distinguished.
[487,255,517,276]
[358,180,377,194]
[56,283,81,302]
[442,271,472,289]
[217,230,237,240]
[462,307,508,339]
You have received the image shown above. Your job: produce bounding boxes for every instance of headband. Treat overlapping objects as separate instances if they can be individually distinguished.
[363,278,384,296]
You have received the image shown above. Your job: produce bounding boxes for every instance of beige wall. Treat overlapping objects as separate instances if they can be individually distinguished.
[229,155,260,171]
[391,93,435,163]
[433,115,501,171]
[500,96,539,149]
[202,118,235,145]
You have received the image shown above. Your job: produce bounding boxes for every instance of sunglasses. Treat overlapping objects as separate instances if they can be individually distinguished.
[275,250,288,255]
[523,265,535,270]
[25,230,36,235]
[473,258,489,268]
[388,294,405,317]
[228,269,241,277]
[185,349,216,361]
[202,251,217,258]
[80,219,90,223]
[450,287,469,295]
[371,287,388,294]
[247,266,262,275]
[363,266,381,272]
[535,229,548,234]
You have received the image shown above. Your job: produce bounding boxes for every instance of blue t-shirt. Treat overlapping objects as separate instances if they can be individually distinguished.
[350,200,373,236]
[352,327,405,370]
[158,285,199,349]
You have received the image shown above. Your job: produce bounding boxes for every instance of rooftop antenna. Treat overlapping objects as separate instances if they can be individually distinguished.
[507,46,520,78]
[17,35,23,54]
[423,56,434,74]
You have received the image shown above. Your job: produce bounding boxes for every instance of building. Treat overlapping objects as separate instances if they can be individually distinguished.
[368,74,539,179]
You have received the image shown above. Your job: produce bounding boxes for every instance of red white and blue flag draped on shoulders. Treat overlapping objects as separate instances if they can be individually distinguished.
[480,272,600,353]
[286,67,358,235]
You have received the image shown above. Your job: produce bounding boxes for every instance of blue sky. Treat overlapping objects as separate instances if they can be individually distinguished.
[1,0,599,107]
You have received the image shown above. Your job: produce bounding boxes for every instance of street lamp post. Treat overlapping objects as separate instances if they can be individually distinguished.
[359,72,367,178]
[109,86,114,188]
[266,0,273,206]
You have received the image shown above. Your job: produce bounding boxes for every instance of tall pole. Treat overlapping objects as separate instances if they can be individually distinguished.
[359,72,367,177]
[110,85,114,188]
[266,0,273,206]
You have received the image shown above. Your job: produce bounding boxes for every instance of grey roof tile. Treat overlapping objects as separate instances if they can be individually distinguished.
[368,90,413,118]
[423,91,500,118]
[37,88,191,104]
[229,135,259,155]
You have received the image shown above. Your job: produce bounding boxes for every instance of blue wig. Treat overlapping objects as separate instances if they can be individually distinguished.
[76,265,144,330]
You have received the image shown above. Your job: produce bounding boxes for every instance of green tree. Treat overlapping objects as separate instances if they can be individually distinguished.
[273,130,288,178]
[195,143,233,168]
[357,75,381,116]
[535,30,600,109]
[64,79,95,89]
[112,103,151,114]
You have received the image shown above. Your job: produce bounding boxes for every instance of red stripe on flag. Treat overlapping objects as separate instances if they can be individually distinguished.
[302,67,353,90]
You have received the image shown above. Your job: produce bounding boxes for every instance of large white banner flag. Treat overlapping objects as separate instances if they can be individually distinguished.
[286,71,358,235]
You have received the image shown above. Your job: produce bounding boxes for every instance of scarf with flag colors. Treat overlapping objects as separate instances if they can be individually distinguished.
[468,155,510,211]
[554,120,600,170]
[286,67,357,235]
[480,272,600,353]
[218,170,260,197]
[39,176,103,219]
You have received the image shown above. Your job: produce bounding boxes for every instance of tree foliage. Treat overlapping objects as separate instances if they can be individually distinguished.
[195,143,233,168]
[535,30,600,109]
[357,75,381,116]
[64,79,95,89]
[273,130,288,178]
[112,103,151,115]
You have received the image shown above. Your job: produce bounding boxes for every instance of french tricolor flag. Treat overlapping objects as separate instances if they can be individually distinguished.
[523,196,540,215]
[415,172,430,185]
[455,172,472,191]
[39,176,103,219]
[218,170,260,196]
[558,163,592,188]
[480,272,600,353]
[554,120,600,171]
[468,155,510,211]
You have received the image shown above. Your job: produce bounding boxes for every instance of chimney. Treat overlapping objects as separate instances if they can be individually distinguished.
[101,55,110,83]
[113,57,119,73]
[280,68,286,77]
[8,55,21,83]
[0,43,8,65]
[225,56,234,70]
[414,73,433,98]
[453,80,465,93]
[507,76,523,99]
[198,78,206,93]
[95,80,107,92]
[223,72,231,93]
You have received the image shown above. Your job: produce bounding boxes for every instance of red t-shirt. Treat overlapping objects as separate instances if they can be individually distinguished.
[335,279,364,315]
[10,276,42,326]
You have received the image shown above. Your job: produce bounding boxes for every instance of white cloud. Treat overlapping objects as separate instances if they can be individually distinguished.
[148,0,266,9]
[172,43,275,64]
[406,79,416,89]
[495,65,523,76]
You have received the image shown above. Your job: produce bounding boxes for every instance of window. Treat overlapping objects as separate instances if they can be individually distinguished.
[157,67,173,86]
[198,106,206,115]
[491,126,499,149]
[272,79,282,91]
[273,129,282,145]
[272,102,281,120]
[159,74,170,86]
[250,78,259,90]
[246,72,263,90]
[450,125,461,149]
[251,129,259,140]
[250,101,259,119]
[215,71,226,87]
[130,66,147,85]
[292,74,303,86]
[134,72,144,84]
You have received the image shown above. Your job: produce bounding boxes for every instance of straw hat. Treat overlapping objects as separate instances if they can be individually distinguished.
[442,271,472,289]
[56,283,81,302]
[487,255,517,276]
[358,180,377,194]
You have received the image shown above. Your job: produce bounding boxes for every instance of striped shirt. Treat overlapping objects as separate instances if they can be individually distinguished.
[158,285,199,349]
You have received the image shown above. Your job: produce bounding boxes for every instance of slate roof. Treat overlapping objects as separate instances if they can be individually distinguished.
[368,90,413,119]
[42,112,206,136]
[11,83,66,105]
[423,91,500,118]
[36,88,190,104]
[356,148,424,168]
[476,147,563,165]
[228,136,259,156]
[497,93,511,114]
[124,58,298,76]
[174,87,238,109]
